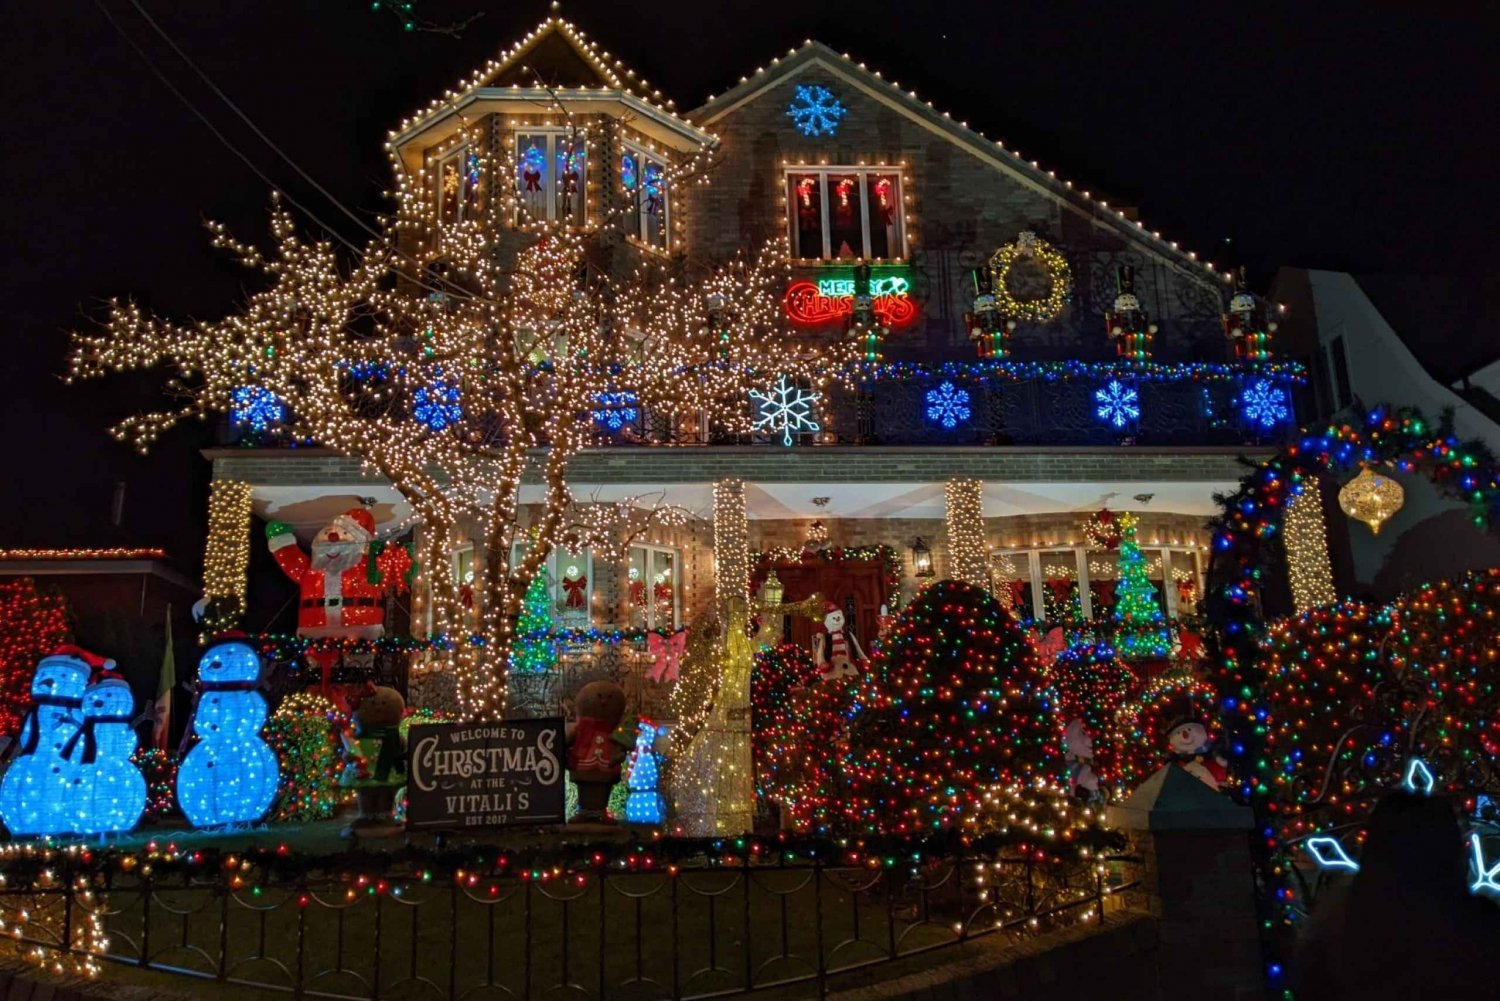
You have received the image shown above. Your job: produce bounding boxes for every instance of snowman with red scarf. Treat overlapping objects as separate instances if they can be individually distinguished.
[266,509,388,640]
[812,602,867,681]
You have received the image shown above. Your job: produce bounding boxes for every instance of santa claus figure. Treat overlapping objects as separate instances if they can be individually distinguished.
[266,509,389,640]
[1166,716,1230,791]
[812,602,867,681]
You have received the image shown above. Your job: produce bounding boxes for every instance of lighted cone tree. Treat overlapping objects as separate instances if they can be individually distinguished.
[513,567,556,675]
[1112,513,1171,659]
[847,580,1054,834]
[68,173,857,719]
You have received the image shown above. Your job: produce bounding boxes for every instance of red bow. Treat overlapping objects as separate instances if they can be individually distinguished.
[647,630,687,683]
[561,575,588,609]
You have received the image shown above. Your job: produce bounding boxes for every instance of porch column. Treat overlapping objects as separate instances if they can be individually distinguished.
[945,477,989,585]
[1285,478,1337,610]
[713,478,750,611]
[202,479,253,633]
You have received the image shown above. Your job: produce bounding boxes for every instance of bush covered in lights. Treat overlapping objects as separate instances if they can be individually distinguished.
[1113,670,1219,788]
[1047,643,1136,789]
[266,692,342,823]
[1258,571,1500,847]
[846,580,1054,833]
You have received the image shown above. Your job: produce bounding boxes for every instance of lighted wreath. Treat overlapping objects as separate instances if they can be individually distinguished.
[988,231,1071,324]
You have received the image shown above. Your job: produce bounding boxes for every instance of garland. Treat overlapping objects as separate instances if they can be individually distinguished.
[751,545,902,611]
[0,825,1127,890]
[853,358,1307,386]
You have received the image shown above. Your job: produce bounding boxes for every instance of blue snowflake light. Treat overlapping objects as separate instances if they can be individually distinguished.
[592,391,639,431]
[1094,379,1141,429]
[924,381,972,429]
[1241,378,1289,429]
[786,84,847,137]
[230,385,285,431]
[412,381,463,431]
[750,375,821,446]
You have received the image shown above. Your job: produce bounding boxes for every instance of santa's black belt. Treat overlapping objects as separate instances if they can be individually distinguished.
[300,597,378,609]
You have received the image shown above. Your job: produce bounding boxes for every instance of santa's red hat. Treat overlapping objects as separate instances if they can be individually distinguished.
[329,508,376,543]
[823,600,839,614]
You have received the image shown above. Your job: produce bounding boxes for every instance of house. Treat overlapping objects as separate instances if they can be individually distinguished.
[1271,268,1500,598]
[201,15,1308,705]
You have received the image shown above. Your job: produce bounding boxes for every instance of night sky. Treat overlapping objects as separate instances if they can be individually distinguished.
[2,1,1495,574]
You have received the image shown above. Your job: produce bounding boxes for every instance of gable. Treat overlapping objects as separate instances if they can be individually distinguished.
[692,44,1226,285]
[483,30,615,91]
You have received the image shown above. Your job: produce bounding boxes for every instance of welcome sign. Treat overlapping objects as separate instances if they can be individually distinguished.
[405,719,566,830]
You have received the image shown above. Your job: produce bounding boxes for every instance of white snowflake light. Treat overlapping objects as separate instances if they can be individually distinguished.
[786,84,847,137]
[1094,379,1140,430]
[750,375,821,446]
[925,381,971,429]
[1241,378,1289,430]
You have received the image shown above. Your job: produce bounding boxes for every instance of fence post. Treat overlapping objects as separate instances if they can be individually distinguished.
[814,855,826,1000]
[1107,765,1260,1000]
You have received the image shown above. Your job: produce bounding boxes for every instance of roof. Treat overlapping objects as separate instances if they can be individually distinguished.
[387,14,714,153]
[1352,272,1500,384]
[691,41,1230,285]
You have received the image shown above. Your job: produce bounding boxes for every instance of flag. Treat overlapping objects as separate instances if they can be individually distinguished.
[152,607,175,750]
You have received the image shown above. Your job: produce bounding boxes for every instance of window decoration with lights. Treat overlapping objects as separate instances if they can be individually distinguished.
[434,144,481,229]
[515,130,586,226]
[786,167,905,261]
[621,143,668,252]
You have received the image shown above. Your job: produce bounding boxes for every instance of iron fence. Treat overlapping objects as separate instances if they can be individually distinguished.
[3,850,1136,1000]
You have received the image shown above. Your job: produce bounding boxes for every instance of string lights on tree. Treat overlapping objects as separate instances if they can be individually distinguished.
[1284,479,1337,610]
[202,479,253,633]
[0,578,71,739]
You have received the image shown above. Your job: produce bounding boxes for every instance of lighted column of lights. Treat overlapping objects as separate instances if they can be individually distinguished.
[713,479,749,611]
[944,477,988,586]
[202,480,253,632]
[1284,478,1337,611]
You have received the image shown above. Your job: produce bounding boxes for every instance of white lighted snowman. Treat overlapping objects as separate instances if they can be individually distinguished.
[0,650,93,835]
[176,637,280,827]
[65,677,146,835]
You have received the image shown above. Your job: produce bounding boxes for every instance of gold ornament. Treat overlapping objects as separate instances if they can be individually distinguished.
[1338,467,1405,535]
[988,230,1071,324]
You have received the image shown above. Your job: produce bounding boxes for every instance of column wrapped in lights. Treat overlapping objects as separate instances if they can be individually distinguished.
[713,479,749,612]
[202,479,253,632]
[945,477,988,586]
[1285,478,1337,610]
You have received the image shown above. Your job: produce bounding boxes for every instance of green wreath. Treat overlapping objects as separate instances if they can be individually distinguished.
[989,231,1071,324]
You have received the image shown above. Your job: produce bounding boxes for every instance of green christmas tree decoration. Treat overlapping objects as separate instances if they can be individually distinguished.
[513,567,556,674]
[1112,513,1171,659]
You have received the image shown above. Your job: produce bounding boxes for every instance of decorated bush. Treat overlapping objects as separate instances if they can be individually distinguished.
[1048,643,1137,789]
[266,691,342,822]
[1114,670,1221,787]
[848,580,1053,834]
[130,747,179,820]
[1259,572,1500,845]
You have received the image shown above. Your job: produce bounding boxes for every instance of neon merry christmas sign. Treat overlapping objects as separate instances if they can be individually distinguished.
[784,275,918,328]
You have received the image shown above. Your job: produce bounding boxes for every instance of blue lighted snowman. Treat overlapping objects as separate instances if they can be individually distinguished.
[64,678,146,835]
[0,651,93,835]
[176,638,279,827]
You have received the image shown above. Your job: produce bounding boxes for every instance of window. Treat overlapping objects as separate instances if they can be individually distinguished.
[621,145,669,252]
[1329,335,1353,410]
[510,542,594,630]
[516,131,586,225]
[628,544,679,630]
[435,146,480,227]
[996,543,1204,623]
[786,167,904,261]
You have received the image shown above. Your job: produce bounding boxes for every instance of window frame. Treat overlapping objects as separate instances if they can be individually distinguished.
[783,166,906,262]
[509,542,595,627]
[514,128,588,226]
[628,543,681,631]
[994,543,1204,623]
[434,144,480,227]
[620,141,670,254]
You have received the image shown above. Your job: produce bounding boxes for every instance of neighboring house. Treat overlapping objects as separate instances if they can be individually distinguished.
[0,548,199,703]
[1271,268,1500,597]
[205,15,1308,691]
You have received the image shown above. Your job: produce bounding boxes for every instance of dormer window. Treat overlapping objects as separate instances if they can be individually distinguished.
[516,130,587,226]
[435,146,480,227]
[621,144,669,253]
[786,167,904,261]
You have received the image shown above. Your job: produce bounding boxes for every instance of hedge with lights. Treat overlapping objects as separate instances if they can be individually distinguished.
[0,577,72,739]
[845,580,1054,834]
[1048,643,1137,788]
